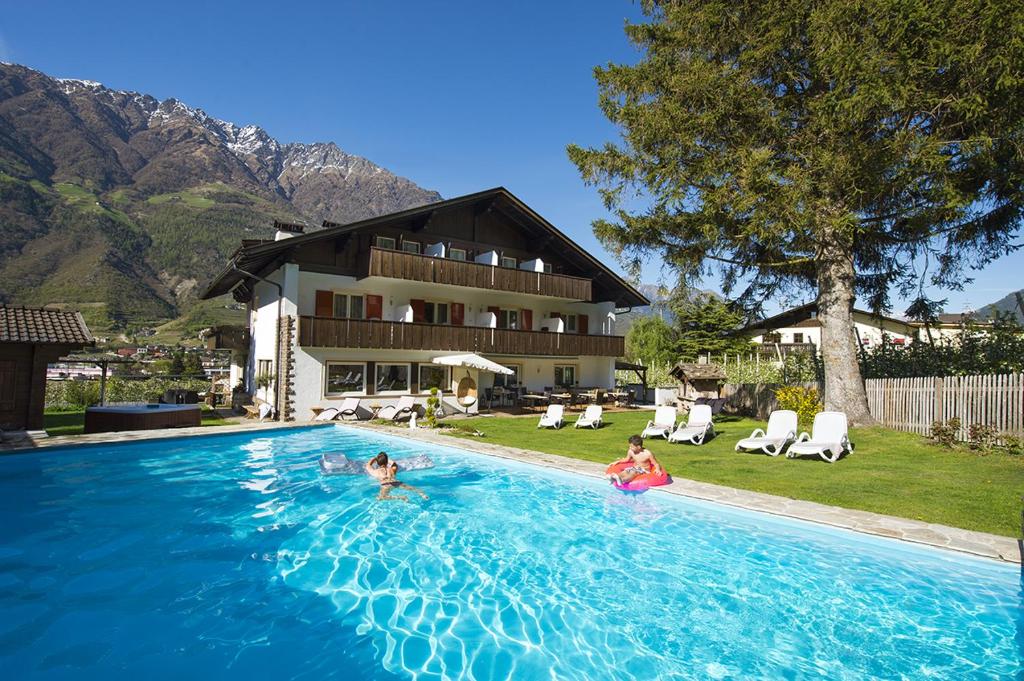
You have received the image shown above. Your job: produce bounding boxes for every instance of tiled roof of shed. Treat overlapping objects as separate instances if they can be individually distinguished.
[0,306,93,345]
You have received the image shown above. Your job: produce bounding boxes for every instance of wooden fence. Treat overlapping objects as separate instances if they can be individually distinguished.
[865,373,1024,441]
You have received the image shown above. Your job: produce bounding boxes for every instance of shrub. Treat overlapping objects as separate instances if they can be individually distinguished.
[774,385,822,428]
[1001,434,1023,455]
[45,377,210,409]
[929,418,961,448]
[967,423,999,451]
[425,387,440,428]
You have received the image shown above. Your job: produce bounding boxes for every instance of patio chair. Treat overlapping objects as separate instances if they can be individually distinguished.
[574,404,603,429]
[377,395,416,421]
[537,404,564,429]
[668,404,714,445]
[735,409,798,456]
[338,397,361,420]
[786,411,854,463]
[313,407,339,421]
[641,406,677,439]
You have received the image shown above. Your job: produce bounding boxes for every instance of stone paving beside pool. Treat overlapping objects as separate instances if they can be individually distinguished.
[3,419,1020,564]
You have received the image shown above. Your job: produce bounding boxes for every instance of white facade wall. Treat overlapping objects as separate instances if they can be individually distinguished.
[246,268,623,420]
[750,312,916,348]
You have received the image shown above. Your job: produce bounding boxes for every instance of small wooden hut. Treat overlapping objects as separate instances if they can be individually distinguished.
[669,363,726,408]
[0,306,93,430]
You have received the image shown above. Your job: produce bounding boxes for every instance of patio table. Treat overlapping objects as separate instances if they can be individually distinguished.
[520,394,549,412]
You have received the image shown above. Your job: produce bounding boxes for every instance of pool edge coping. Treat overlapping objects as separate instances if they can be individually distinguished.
[349,421,1023,566]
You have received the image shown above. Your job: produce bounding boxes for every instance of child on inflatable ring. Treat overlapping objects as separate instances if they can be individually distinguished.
[605,434,667,490]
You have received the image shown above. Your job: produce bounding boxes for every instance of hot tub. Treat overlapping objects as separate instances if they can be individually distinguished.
[84,404,202,434]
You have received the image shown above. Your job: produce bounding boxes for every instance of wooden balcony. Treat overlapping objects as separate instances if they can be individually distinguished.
[298,317,624,357]
[365,247,592,301]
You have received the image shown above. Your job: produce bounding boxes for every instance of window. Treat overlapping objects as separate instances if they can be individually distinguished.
[497,309,519,330]
[402,241,421,254]
[325,363,365,395]
[501,256,517,268]
[419,365,448,393]
[450,248,467,261]
[256,359,273,381]
[543,263,553,274]
[564,314,578,333]
[376,363,410,393]
[424,301,449,325]
[375,235,397,250]
[332,293,364,319]
[793,332,804,344]
[554,365,576,388]
[493,364,521,388]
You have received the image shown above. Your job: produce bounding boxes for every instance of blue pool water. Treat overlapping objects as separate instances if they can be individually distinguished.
[0,425,1019,679]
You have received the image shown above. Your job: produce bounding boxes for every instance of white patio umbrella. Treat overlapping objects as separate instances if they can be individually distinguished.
[432,353,513,414]
[431,353,514,375]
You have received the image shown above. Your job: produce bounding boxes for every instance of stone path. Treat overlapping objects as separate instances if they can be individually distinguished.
[4,419,1019,564]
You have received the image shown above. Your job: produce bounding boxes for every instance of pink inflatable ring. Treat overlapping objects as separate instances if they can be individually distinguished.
[605,461,670,492]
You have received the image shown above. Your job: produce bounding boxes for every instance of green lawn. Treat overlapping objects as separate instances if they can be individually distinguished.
[44,408,232,437]
[444,410,1024,538]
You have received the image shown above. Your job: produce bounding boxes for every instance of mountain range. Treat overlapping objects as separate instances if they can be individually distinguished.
[0,62,440,336]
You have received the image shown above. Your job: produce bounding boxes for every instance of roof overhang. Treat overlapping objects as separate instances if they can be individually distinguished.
[201,187,650,307]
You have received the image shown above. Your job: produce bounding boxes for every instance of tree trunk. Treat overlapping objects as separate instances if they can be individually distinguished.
[816,242,875,426]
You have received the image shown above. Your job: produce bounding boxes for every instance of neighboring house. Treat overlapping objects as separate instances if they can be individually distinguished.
[201,187,649,420]
[739,303,917,351]
[914,312,994,343]
[0,306,93,430]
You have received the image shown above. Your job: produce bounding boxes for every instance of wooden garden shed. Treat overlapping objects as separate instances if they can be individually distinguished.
[0,306,93,430]
[669,362,727,405]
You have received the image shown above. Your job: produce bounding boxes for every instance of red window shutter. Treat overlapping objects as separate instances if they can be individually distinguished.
[578,314,589,334]
[411,299,426,323]
[366,294,383,320]
[315,290,333,317]
[521,309,533,331]
[451,303,465,326]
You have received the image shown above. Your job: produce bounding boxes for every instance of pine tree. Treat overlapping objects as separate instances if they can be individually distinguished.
[569,1,1024,424]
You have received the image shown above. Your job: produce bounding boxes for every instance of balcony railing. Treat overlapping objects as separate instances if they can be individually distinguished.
[364,247,592,301]
[298,317,624,357]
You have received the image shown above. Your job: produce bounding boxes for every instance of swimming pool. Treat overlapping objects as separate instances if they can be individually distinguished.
[0,425,1018,679]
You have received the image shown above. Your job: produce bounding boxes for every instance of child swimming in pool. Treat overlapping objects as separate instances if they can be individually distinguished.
[365,452,428,502]
[607,435,662,485]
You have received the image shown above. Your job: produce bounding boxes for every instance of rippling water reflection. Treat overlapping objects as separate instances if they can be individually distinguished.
[0,425,1019,679]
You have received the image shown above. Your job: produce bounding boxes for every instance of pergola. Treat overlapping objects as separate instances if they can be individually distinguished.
[614,360,648,397]
[57,355,137,406]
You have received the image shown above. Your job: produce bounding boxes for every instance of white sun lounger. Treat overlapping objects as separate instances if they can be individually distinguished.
[337,397,361,420]
[786,411,853,463]
[377,395,416,421]
[735,409,798,456]
[313,407,339,421]
[641,406,677,439]
[537,404,564,429]
[574,404,603,429]
[668,404,714,445]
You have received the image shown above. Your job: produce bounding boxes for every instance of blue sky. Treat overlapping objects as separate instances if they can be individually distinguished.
[2,0,1020,315]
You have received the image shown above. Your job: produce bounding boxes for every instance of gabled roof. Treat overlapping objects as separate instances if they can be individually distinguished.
[201,187,649,307]
[737,303,914,335]
[670,363,727,381]
[0,306,93,345]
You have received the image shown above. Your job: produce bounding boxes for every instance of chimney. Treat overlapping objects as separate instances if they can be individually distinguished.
[273,221,305,241]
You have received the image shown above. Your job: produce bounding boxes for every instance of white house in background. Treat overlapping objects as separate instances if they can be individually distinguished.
[200,187,648,420]
[739,303,917,350]
[915,312,995,343]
